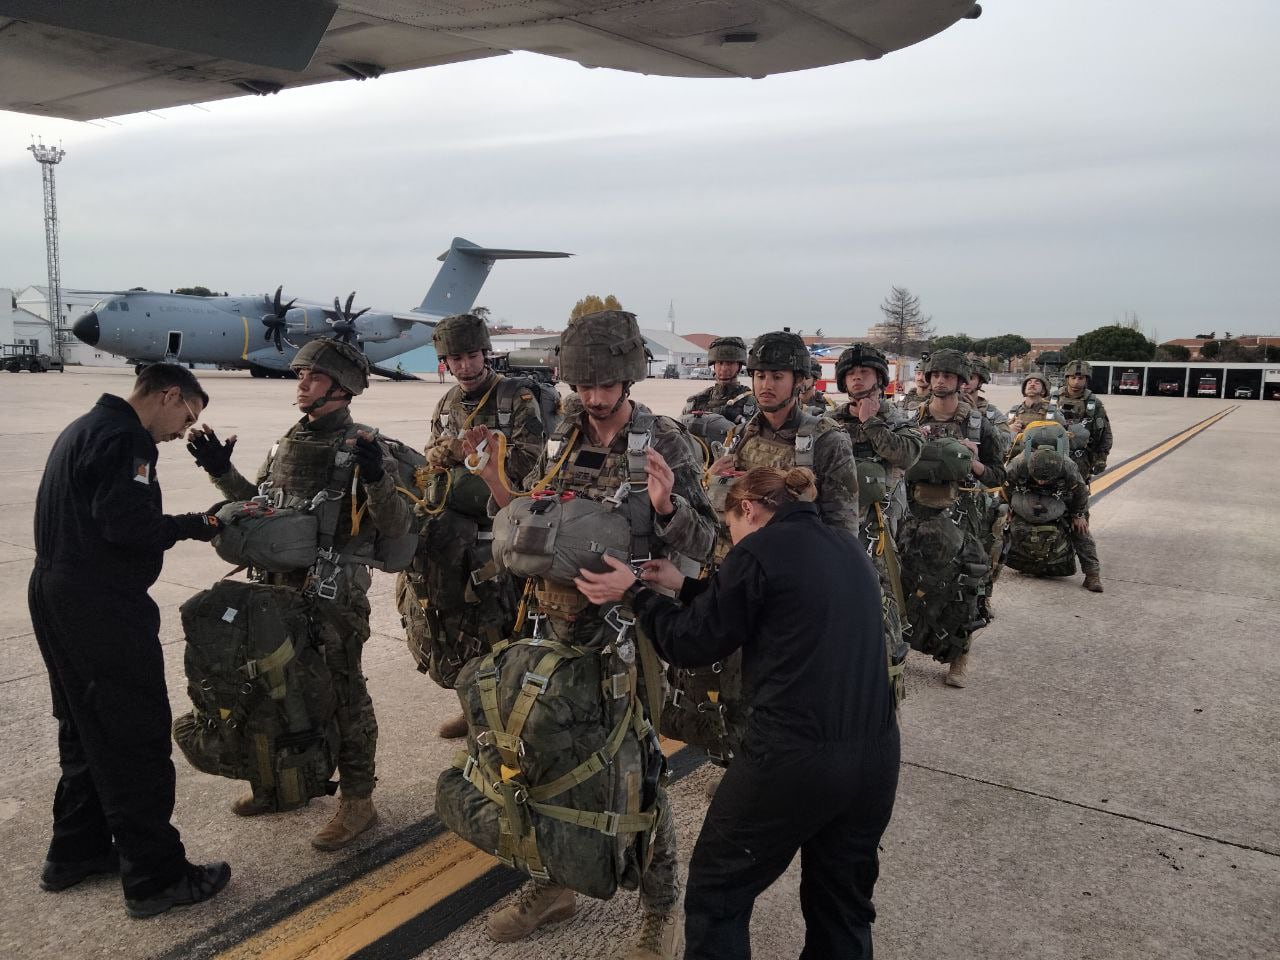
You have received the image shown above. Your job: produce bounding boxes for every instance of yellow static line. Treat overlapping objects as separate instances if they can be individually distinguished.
[217,736,688,960]
[1090,405,1236,498]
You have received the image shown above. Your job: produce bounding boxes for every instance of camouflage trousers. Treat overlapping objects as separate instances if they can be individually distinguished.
[311,593,378,797]
[1071,509,1100,573]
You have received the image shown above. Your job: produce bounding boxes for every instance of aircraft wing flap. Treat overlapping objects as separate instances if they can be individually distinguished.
[392,312,438,327]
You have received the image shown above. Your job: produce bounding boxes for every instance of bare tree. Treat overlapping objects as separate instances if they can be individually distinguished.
[869,286,934,357]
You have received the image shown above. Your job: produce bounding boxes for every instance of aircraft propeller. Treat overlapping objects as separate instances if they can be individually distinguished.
[328,292,369,347]
[261,285,298,352]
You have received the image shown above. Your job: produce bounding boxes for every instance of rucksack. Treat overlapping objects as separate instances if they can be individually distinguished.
[1012,420,1071,460]
[435,630,666,899]
[1006,517,1076,577]
[661,652,748,764]
[498,376,561,435]
[172,581,338,811]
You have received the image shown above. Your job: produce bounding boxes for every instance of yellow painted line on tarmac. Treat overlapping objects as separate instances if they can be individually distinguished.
[1090,405,1237,499]
[216,736,688,960]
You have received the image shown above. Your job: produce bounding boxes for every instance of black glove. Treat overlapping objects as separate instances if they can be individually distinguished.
[187,428,236,478]
[1092,460,1107,476]
[173,511,220,543]
[351,434,385,483]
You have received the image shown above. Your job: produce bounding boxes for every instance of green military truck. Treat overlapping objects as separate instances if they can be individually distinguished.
[3,345,64,373]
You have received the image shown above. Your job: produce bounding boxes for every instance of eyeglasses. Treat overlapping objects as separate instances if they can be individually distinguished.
[181,396,200,427]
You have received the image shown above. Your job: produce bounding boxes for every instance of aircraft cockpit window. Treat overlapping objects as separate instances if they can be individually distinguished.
[119,301,130,311]
[107,301,118,311]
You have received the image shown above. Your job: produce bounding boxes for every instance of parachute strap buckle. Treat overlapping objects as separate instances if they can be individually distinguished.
[603,605,635,641]
[669,686,685,709]
[601,811,621,838]
[522,671,551,694]
[604,480,631,506]
[476,664,499,683]
[461,754,479,784]
[475,730,496,747]
[527,865,551,881]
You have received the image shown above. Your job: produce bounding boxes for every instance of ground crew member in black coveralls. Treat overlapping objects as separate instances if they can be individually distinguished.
[576,466,899,960]
[29,364,231,918]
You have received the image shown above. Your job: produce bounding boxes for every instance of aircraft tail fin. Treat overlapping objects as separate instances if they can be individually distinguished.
[415,238,570,316]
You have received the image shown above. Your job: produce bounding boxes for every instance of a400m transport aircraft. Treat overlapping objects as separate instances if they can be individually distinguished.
[69,237,569,379]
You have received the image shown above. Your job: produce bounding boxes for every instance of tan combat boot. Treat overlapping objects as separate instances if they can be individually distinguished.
[311,794,378,851]
[624,908,684,960]
[230,791,273,817]
[486,883,577,942]
[1082,570,1104,593]
[945,653,970,688]
[438,714,469,739]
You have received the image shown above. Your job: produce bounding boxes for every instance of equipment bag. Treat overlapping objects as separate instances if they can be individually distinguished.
[660,652,748,763]
[492,492,632,582]
[436,631,664,899]
[1006,517,1076,577]
[172,581,338,811]
[1019,421,1071,459]
[905,437,973,486]
[897,509,991,663]
[213,500,320,573]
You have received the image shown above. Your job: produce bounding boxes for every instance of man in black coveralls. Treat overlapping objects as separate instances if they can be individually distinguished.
[29,363,230,918]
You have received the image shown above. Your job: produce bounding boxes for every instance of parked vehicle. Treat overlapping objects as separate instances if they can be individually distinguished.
[663,364,681,379]
[1118,371,1141,392]
[1157,380,1182,395]
[689,366,714,379]
[1196,376,1218,396]
[3,352,64,373]
[1234,386,1254,399]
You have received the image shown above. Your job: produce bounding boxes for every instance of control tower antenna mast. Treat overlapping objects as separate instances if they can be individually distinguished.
[28,141,68,362]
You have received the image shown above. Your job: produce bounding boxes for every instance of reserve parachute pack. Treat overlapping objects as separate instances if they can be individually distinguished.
[436,619,667,899]
[172,580,338,811]
[212,425,425,581]
[904,437,972,508]
[491,491,633,582]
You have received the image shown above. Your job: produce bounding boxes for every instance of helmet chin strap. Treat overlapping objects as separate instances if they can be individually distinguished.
[757,379,800,414]
[300,383,349,415]
[606,384,632,417]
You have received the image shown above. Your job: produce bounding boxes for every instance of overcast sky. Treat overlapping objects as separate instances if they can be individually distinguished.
[2,1,1277,341]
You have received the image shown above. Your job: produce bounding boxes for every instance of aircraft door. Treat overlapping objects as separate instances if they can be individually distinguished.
[165,330,182,360]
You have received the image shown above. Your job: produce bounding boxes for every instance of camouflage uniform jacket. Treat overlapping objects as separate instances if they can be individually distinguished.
[212,406,413,596]
[1057,388,1113,473]
[1008,397,1054,433]
[682,380,754,420]
[731,404,860,534]
[1004,455,1090,518]
[427,371,547,492]
[832,398,923,525]
[898,386,929,416]
[913,398,1008,489]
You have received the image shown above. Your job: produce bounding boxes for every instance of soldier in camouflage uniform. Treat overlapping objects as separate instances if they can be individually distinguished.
[799,357,835,416]
[682,336,754,422]
[899,349,1007,688]
[897,355,931,416]
[185,338,413,850]
[464,310,716,960]
[1053,359,1111,592]
[831,343,923,706]
[712,332,859,536]
[963,359,1013,457]
[1003,448,1096,579]
[1008,372,1055,435]
[397,314,548,739]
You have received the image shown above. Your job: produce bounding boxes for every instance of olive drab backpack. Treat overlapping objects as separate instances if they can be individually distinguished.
[1005,484,1076,576]
[172,580,338,811]
[436,626,667,899]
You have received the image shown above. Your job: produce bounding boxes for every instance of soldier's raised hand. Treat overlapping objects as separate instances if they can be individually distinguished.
[709,453,738,477]
[185,425,236,478]
[645,447,675,517]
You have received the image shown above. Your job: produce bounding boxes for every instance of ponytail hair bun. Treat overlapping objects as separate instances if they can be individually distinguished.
[783,467,818,502]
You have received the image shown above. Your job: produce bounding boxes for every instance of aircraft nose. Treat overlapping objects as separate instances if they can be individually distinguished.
[72,311,100,346]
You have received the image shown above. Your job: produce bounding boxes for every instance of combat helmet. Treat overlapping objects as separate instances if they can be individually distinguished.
[557,310,648,385]
[706,336,748,365]
[1021,372,1049,396]
[969,359,991,385]
[836,343,890,389]
[432,313,492,356]
[923,348,971,380]
[809,358,822,380]
[746,331,810,374]
[1027,448,1066,484]
[1063,359,1092,377]
[290,338,369,395]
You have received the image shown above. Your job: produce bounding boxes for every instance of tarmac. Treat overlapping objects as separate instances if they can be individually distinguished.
[0,368,1276,959]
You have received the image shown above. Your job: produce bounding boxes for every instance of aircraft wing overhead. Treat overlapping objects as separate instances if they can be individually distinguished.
[0,0,981,121]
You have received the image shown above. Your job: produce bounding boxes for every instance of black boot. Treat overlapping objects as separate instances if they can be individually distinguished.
[125,861,231,919]
[40,850,120,892]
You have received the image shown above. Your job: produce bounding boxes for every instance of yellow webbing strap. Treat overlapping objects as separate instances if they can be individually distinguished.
[528,703,633,803]
[513,578,536,634]
[472,427,580,500]
[873,502,907,614]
